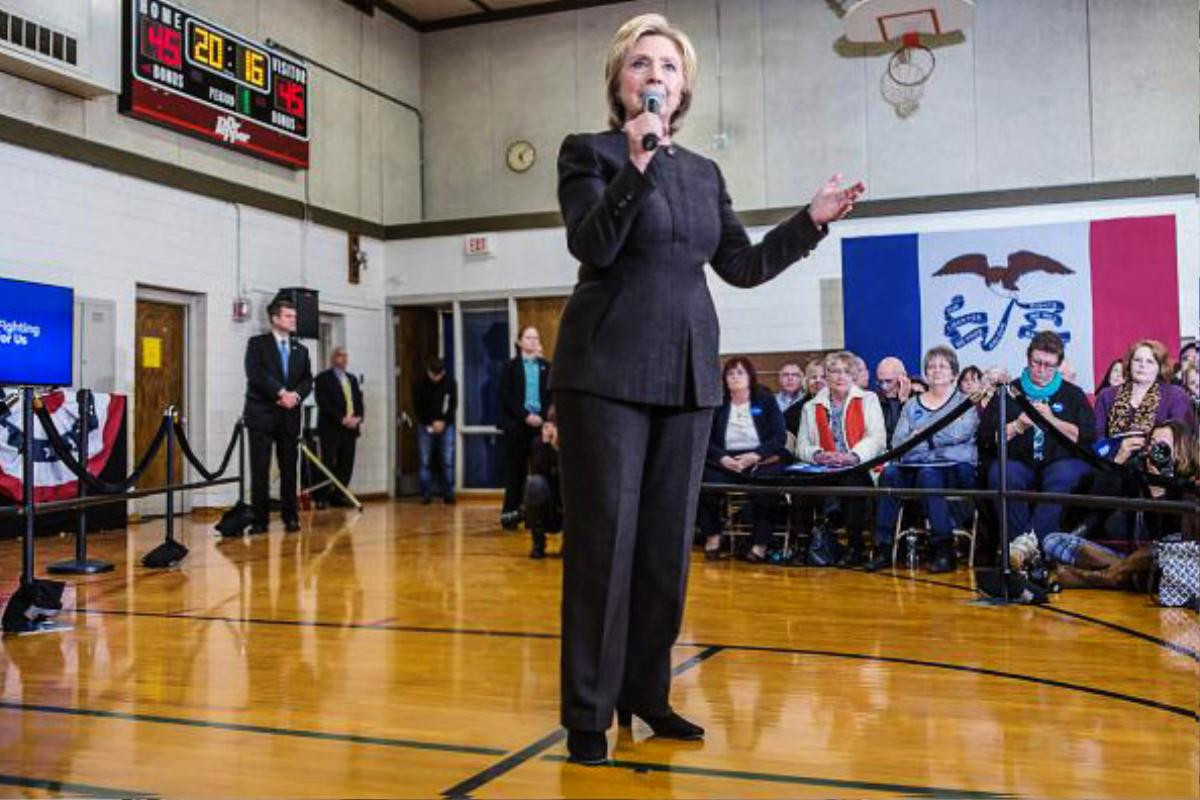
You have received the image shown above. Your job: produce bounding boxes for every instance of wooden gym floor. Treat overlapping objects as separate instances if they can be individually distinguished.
[0,500,1195,799]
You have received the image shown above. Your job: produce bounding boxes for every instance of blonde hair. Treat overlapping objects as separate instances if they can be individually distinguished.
[605,14,697,135]
[1124,338,1172,383]
[823,351,857,374]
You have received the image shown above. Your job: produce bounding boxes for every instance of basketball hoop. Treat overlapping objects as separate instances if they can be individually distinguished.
[840,0,971,118]
[881,32,935,117]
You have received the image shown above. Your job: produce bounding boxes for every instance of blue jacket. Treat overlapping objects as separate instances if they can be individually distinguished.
[707,387,789,465]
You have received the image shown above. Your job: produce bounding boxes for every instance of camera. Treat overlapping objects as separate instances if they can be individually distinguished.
[1135,439,1174,476]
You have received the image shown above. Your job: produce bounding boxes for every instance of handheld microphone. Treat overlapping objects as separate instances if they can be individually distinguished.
[640,88,665,152]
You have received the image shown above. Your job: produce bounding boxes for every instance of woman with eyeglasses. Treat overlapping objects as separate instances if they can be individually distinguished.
[865,346,978,574]
[977,331,1096,542]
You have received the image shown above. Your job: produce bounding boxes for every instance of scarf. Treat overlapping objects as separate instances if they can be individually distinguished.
[1019,367,1062,401]
[1018,368,1063,461]
[1106,381,1161,437]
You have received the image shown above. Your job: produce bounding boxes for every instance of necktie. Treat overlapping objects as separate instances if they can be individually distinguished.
[278,340,289,382]
[341,375,353,415]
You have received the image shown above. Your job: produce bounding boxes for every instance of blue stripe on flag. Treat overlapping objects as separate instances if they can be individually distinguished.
[841,234,922,375]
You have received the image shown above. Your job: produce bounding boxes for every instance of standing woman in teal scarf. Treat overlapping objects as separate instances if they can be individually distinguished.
[977,331,1096,542]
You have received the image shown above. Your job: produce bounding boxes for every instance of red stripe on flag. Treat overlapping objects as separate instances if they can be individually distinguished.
[1089,216,1180,382]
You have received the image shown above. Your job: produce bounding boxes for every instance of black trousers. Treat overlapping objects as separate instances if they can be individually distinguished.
[555,390,712,732]
[697,460,784,548]
[248,412,300,526]
[317,428,357,502]
[524,474,563,534]
[502,425,538,513]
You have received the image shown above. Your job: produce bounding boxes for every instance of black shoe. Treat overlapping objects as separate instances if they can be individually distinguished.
[863,550,892,572]
[500,511,521,530]
[421,496,432,506]
[703,547,727,562]
[530,531,547,560]
[927,547,957,574]
[248,524,268,534]
[837,541,865,569]
[284,519,301,533]
[566,730,608,765]
[617,709,704,740]
[443,495,456,505]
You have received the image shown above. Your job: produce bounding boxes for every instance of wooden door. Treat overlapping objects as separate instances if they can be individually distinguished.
[393,306,439,493]
[516,296,567,362]
[135,300,185,491]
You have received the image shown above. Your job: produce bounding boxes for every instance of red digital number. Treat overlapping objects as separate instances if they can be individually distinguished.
[140,20,182,69]
[274,79,306,118]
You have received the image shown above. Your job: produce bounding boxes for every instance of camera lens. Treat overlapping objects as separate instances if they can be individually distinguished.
[1148,440,1173,469]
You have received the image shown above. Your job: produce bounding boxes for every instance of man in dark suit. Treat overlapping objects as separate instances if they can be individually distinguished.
[313,347,364,507]
[243,299,313,532]
[497,327,550,530]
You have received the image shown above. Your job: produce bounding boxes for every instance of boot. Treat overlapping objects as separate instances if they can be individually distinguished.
[863,546,892,572]
[529,530,547,560]
[926,541,958,574]
[837,531,865,568]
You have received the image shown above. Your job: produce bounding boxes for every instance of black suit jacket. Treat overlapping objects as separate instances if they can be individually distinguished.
[497,355,551,433]
[243,333,313,433]
[706,387,789,466]
[552,131,827,408]
[314,369,364,436]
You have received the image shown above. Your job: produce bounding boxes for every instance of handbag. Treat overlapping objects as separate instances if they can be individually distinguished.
[1152,536,1199,609]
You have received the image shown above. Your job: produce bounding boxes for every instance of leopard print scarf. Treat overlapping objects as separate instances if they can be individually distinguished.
[1106,381,1160,436]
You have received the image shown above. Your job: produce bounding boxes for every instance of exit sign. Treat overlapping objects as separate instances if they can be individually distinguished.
[463,234,496,257]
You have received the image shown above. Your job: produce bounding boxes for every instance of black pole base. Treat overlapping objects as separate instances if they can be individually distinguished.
[47,558,115,575]
[141,539,189,569]
[974,566,1050,605]
[2,578,67,633]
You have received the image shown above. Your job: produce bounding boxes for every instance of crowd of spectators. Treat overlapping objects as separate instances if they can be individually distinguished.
[697,333,1199,585]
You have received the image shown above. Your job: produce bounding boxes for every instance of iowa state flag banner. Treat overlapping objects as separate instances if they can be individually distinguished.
[842,215,1180,391]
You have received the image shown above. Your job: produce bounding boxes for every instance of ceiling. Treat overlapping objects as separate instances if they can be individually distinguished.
[373,0,635,32]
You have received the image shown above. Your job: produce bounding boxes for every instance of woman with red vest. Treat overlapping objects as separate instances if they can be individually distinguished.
[793,351,887,566]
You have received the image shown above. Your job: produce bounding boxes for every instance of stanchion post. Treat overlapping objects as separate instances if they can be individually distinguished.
[998,384,1011,603]
[165,406,176,543]
[237,418,246,502]
[74,388,88,562]
[49,389,115,575]
[20,386,34,588]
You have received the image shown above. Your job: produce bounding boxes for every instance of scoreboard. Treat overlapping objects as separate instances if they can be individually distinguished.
[119,0,310,169]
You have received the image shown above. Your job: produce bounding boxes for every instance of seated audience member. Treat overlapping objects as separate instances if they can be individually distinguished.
[978,331,1095,542]
[958,365,983,397]
[525,407,562,560]
[804,359,827,400]
[1096,358,1124,393]
[1176,342,1198,384]
[852,356,870,390]
[1043,419,1197,590]
[1094,339,1193,440]
[874,356,910,445]
[776,361,806,435]
[866,347,979,574]
[1182,364,1200,402]
[793,351,887,567]
[698,358,789,563]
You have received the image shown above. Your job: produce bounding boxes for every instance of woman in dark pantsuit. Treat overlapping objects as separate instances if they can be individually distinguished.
[553,13,864,764]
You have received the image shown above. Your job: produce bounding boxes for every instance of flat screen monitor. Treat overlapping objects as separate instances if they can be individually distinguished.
[0,277,74,387]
